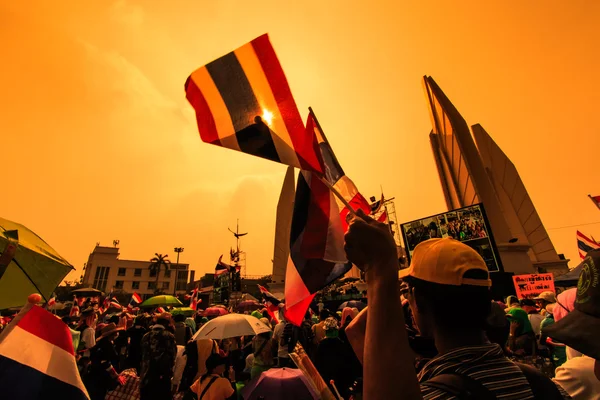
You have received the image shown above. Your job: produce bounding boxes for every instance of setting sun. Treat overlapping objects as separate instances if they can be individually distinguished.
[262,109,274,126]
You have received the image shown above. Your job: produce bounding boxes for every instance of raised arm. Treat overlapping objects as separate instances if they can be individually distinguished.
[345,210,422,400]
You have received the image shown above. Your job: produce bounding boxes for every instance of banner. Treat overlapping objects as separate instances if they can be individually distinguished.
[512,273,555,299]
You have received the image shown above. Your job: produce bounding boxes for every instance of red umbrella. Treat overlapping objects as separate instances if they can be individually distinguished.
[237,300,262,313]
[203,307,229,318]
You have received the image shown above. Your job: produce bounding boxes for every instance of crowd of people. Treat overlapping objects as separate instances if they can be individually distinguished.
[3,210,599,399]
[58,299,365,399]
[445,215,487,242]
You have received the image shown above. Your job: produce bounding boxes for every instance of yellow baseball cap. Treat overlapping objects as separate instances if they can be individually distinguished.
[400,238,492,287]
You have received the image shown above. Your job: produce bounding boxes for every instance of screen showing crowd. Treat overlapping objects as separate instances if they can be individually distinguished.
[400,204,501,272]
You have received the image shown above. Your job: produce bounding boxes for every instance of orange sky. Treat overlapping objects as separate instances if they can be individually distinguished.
[2,1,600,282]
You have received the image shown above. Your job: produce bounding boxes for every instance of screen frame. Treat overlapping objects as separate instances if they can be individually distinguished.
[400,203,504,273]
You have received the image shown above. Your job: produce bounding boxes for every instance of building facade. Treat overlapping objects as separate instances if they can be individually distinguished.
[82,245,190,298]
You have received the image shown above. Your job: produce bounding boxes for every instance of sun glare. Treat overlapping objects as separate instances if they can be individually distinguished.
[262,109,274,126]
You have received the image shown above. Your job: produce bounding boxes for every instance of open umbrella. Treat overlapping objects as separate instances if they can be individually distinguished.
[241,368,319,400]
[139,295,183,308]
[237,300,262,313]
[0,217,74,309]
[203,306,229,318]
[192,313,271,340]
[170,307,195,317]
[338,300,366,311]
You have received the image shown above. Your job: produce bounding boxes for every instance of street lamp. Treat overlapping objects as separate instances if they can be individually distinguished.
[173,247,184,295]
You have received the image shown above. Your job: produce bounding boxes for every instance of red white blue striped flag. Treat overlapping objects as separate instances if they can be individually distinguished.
[0,303,89,399]
[577,230,600,260]
[185,34,323,174]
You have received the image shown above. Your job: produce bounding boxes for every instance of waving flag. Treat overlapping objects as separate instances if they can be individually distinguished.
[306,110,370,231]
[190,288,199,311]
[131,292,142,304]
[577,230,600,259]
[0,302,90,399]
[185,34,322,173]
[258,285,281,324]
[283,170,350,325]
[281,111,370,325]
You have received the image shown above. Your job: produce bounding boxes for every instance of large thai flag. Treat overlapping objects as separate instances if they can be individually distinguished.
[185,34,323,174]
[284,170,350,326]
[282,111,370,326]
[577,230,600,259]
[0,304,90,399]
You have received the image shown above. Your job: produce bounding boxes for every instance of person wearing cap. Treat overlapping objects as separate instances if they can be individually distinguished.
[140,314,177,400]
[344,210,570,399]
[189,353,236,400]
[544,250,600,399]
[534,291,557,315]
[84,323,126,400]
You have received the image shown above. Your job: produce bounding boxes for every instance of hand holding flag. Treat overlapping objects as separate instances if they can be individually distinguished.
[344,209,398,276]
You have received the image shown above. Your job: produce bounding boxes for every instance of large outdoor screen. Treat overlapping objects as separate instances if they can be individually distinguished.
[400,203,502,272]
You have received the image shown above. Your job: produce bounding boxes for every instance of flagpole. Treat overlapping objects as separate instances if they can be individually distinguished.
[308,107,357,217]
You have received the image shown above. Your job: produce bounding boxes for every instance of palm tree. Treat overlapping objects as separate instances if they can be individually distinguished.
[148,253,171,294]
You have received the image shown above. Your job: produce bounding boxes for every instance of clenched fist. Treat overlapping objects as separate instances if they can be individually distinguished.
[344,209,398,278]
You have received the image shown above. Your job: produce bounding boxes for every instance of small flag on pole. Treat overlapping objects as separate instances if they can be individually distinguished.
[0,300,90,399]
[577,230,600,259]
[258,285,281,324]
[185,34,323,173]
[131,292,142,304]
[589,195,600,210]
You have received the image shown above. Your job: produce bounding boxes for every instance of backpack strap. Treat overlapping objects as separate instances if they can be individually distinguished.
[514,362,564,400]
[424,373,497,400]
[198,376,219,400]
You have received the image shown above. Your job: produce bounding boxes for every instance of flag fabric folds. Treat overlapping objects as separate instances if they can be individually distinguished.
[131,292,142,304]
[306,111,370,230]
[282,111,371,326]
[258,285,281,324]
[284,170,350,325]
[0,304,90,399]
[185,34,322,173]
[577,230,600,260]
